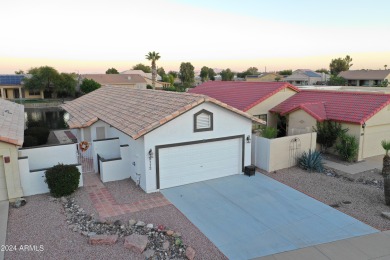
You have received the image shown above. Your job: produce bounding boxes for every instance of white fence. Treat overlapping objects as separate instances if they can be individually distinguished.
[18,143,83,196]
[98,144,131,183]
[92,138,121,173]
[252,132,317,172]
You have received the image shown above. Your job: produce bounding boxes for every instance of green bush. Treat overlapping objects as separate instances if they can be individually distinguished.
[298,149,324,173]
[260,126,278,139]
[335,133,359,162]
[313,120,348,152]
[24,127,50,145]
[23,135,38,147]
[146,84,153,89]
[45,164,81,197]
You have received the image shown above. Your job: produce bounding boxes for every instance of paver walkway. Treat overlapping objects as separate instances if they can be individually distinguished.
[324,155,383,175]
[162,174,378,260]
[256,230,390,260]
[83,173,171,219]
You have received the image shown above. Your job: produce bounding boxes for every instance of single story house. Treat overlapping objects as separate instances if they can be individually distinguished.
[120,70,170,89]
[81,74,147,89]
[283,69,328,86]
[270,90,390,161]
[62,86,263,192]
[188,81,299,127]
[245,73,281,82]
[0,98,24,201]
[339,70,390,87]
[0,75,44,100]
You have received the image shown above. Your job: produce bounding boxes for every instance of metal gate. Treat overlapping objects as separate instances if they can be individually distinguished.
[77,142,94,173]
[289,137,301,169]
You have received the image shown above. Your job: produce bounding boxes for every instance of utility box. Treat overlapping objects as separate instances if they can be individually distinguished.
[244,165,255,177]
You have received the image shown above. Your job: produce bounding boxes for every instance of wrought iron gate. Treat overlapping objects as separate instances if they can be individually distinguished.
[77,142,94,173]
[289,137,301,169]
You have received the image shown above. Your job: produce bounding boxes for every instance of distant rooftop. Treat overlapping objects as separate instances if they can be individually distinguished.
[339,70,390,80]
[0,75,25,85]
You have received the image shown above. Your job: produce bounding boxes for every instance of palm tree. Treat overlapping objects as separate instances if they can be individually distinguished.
[145,51,161,90]
[381,140,390,205]
[385,65,388,70]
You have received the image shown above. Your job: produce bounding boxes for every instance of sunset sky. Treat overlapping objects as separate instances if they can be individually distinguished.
[1,0,389,74]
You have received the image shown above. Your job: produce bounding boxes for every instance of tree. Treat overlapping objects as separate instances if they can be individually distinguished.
[329,55,353,75]
[380,79,389,88]
[328,75,346,86]
[15,70,24,75]
[220,68,235,81]
[275,76,281,82]
[200,66,210,82]
[80,78,101,94]
[237,67,259,78]
[208,68,216,81]
[315,68,329,74]
[132,63,151,73]
[381,140,390,205]
[278,70,292,76]
[105,68,119,74]
[179,62,195,88]
[23,66,61,97]
[313,120,347,152]
[385,65,388,70]
[157,67,166,78]
[168,71,178,78]
[56,73,77,97]
[145,51,161,90]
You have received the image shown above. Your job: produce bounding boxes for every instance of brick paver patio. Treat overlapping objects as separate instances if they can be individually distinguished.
[83,173,171,219]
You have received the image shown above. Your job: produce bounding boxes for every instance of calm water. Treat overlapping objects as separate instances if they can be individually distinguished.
[25,108,69,130]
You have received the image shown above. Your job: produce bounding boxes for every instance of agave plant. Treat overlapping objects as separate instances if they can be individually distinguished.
[381,140,390,205]
[298,149,324,173]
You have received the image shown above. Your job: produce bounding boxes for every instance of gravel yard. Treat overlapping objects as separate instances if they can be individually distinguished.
[261,167,390,231]
[5,178,227,260]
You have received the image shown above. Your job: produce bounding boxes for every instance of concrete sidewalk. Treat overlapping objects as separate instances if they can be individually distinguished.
[256,231,390,260]
[0,201,9,260]
[323,155,383,175]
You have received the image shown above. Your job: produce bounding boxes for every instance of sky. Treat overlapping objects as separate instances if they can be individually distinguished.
[0,0,389,74]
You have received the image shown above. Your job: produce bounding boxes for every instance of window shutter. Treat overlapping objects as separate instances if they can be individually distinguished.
[197,113,210,129]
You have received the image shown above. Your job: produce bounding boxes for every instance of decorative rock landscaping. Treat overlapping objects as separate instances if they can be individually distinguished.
[61,196,194,259]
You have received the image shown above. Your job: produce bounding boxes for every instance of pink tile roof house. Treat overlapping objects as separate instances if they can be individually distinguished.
[62,86,264,139]
[0,98,24,146]
[270,90,390,124]
[188,81,300,112]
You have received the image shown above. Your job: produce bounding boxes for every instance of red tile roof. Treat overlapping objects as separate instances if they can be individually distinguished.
[270,90,390,124]
[62,86,264,140]
[0,98,24,146]
[188,81,299,111]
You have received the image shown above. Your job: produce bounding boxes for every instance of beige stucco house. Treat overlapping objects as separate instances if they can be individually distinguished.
[245,73,281,82]
[188,81,299,128]
[271,90,390,161]
[0,75,44,100]
[0,99,24,201]
[81,74,147,89]
[339,70,390,87]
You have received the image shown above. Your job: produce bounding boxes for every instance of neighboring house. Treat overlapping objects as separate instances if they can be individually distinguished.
[283,69,328,86]
[81,74,147,89]
[188,81,299,127]
[0,99,24,201]
[0,75,44,100]
[270,90,390,161]
[62,86,263,193]
[339,70,390,87]
[245,73,280,82]
[121,70,170,89]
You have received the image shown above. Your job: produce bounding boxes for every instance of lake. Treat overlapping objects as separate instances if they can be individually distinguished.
[25,108,69,130]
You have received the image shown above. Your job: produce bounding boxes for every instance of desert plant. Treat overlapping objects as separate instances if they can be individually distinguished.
[381,140,390,205]
[45,164,81,197]
[260,126,278,139]
[24,126,50,145]
[298,149,324,173]
[313,120,347,152]
[335,133,359,162]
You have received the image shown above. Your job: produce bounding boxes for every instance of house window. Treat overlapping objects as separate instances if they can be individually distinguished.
[254,114,268,125]
[29,89,40,96]
[194,109,213,132]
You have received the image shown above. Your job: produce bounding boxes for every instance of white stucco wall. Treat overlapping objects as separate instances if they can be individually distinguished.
[143,102,253,193]
[99,146,131,182]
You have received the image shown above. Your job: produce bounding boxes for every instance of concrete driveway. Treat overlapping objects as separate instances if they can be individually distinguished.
[162,174,378,260]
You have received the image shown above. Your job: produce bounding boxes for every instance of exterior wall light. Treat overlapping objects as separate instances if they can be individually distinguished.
[246,135,251,143]
[362,122,366,129]
[148,149,154,170]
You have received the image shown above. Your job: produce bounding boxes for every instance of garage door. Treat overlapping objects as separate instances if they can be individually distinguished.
[158,137,243,189]
[0,157,8,201]
[363,125,390,158]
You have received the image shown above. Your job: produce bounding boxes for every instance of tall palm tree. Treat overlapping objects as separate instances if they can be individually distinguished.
[145,51,161,90]
[385,65,388,70]
[381,140,390,205]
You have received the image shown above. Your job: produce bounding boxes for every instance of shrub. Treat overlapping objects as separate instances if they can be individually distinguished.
[24,127,50,145]
[260,126,278,139]
[335,133,359,162]
[80,78,101,94]
[27,120,45,128]
[146,84,153,89]
[313,120,348,152]
[298,149,324,173]
[45,164,81,197]
[23,135,38,147]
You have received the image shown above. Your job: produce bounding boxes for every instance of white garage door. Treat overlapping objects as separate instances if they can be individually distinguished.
[0,157,8,201]
[158,138,243,189]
